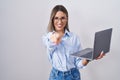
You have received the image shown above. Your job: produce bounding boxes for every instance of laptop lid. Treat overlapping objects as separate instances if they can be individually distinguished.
[93,28,112,59]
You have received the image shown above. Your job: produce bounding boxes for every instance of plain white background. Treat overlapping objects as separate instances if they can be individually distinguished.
[0,0,120,80]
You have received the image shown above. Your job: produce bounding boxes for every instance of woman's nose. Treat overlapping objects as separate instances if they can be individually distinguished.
[57,19,62,23]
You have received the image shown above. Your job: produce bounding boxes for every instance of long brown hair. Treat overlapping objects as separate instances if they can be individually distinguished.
[47,5,70,32]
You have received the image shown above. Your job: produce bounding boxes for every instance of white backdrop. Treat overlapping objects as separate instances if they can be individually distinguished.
[0,0,120,80]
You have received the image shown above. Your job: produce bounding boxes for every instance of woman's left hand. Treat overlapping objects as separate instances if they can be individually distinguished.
[96,51,105,60]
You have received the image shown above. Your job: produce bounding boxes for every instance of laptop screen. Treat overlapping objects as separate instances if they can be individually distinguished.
[93,28,112,59]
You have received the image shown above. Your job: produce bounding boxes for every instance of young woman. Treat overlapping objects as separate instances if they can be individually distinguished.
[43,5,105,80]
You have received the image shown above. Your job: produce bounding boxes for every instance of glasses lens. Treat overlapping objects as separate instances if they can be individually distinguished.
[54,17,67,22]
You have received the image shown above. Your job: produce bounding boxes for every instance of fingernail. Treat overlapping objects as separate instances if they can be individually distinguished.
[101,50,104,53]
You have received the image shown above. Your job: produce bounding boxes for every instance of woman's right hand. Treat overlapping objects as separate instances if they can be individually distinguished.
[50,32,61,45]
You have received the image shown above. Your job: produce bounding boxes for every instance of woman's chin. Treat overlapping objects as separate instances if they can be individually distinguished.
[56,28,64,31]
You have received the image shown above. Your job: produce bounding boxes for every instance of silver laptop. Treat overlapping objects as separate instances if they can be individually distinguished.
[71,28,112,60]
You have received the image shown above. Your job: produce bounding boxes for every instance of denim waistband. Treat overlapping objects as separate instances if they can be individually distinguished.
[52,67,78,76]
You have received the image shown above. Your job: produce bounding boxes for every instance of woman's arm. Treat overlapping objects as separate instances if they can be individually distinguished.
[82,59,90,66]
[82,51,105,66]
[50,32,61,45]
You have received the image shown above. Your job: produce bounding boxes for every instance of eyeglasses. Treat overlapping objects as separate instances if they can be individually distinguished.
[53,17,67,22]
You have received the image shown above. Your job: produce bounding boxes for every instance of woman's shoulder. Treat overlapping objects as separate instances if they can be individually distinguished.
[44,31,53,36]
[42,31,53,39]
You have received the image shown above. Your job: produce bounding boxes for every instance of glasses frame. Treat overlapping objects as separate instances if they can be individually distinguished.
[53,17,67,22]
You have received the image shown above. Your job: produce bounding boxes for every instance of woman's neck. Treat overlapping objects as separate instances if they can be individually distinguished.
[56,30,64,34]
[56,30,64,38]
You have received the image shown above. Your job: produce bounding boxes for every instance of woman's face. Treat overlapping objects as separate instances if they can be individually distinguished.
[53,11,67,32]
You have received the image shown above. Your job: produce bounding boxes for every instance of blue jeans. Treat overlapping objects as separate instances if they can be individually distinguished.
[49,68,81,80]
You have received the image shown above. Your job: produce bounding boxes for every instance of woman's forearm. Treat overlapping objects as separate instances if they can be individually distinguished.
[82,59,90,66]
